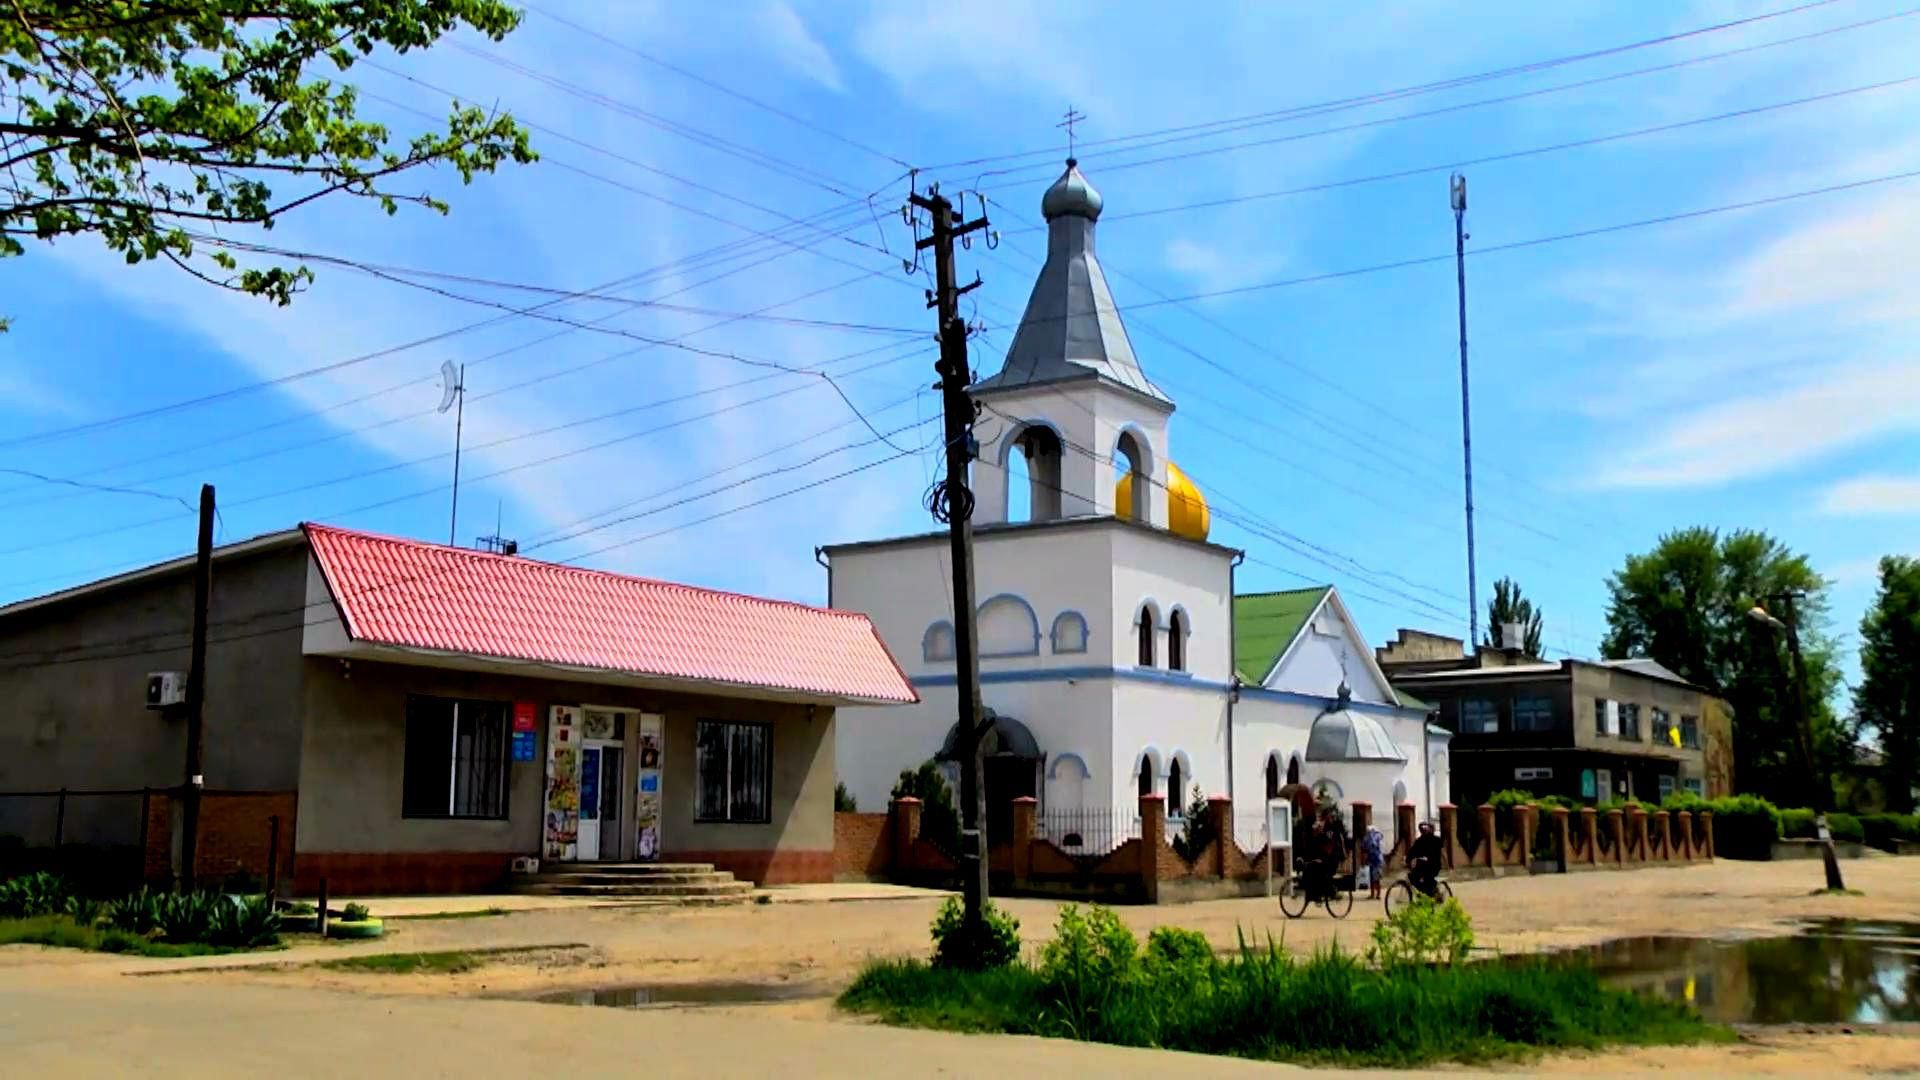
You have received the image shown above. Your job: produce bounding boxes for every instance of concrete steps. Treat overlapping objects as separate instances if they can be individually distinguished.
[511,862,754,904]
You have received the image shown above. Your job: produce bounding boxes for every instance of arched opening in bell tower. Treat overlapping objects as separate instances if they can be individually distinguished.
[1005,423,1064,522]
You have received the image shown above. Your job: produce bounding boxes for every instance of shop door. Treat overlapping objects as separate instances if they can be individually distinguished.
[576,742,625,861]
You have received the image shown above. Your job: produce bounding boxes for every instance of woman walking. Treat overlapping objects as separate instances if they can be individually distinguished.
[1360,822,1385,900]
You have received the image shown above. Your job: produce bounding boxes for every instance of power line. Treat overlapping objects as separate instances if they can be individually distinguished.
[923,0,1851,171]
[524,4,916,171]
[965,4,1915,188]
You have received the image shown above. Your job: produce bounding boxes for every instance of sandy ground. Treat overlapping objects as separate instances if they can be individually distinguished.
[5,857,1920,1076]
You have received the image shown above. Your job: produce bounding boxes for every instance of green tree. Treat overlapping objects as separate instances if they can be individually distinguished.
[1485,576,1544,657]
[1601,527,1848,806]
[1,0,535,326]
[891,760,961,854]
[1855,556,1920,814]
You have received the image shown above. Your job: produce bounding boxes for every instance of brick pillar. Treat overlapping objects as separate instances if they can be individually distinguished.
[1653,810,1673,861]
[1207,796,1232,879]
[890,797,921,874]
[1394,801,1417,868]
[1579,807,1599,865]
[1477,804,1497,868]
[1606,809,1626,866]
[1551,807,1572,872]
[1698,811,1715,860]
[1139,793,1165,903]
[1438,803,1459,869]
[1010,797,1036,887]
[1517,804,1537,868]
[1673,811,1692,860]
[1627,806,1650,864]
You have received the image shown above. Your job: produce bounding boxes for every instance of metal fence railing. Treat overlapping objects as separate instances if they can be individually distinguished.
[1035,807,1141,857]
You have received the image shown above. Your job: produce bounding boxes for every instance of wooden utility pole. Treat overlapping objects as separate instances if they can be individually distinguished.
[180,483,215,891]
[1779,593,1845,892]
[911,183,992,925]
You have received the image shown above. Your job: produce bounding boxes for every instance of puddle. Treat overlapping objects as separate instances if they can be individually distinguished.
[1549,923,1920,1025]
[527,982,823,1008]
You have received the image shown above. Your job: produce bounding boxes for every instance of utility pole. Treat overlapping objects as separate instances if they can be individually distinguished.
[449,363,466,546]
[1451,173,1480,649]
[911,182,992,928]
[180,483,215,891]
[1751,591,1844,892]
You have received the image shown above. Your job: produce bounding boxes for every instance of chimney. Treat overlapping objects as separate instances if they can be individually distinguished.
[1502,621,1526,655]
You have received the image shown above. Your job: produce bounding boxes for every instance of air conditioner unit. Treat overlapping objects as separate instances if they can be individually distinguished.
[145,671,185,710]
[511,856,540,875]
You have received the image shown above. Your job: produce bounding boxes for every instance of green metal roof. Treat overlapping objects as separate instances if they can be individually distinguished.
[1233,587,1331,683]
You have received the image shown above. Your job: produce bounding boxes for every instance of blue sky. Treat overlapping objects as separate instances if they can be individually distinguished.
[4,0,1919,683]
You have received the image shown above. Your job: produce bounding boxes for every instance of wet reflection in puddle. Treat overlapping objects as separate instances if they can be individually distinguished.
[1550,923,1920,1025]
[529,982,822,1008]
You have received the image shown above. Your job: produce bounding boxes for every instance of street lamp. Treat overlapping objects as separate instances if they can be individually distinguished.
[1747,595,1845,892]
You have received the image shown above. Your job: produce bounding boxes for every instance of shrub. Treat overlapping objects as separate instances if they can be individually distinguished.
[105,888,162,934]
[154,891,218,943]
[1661,791,1710,814]
[0,872,70,918]
[63,895,103,928]
[1368,896,1474,969]
[929,895,1021,971]
[834,782,858,813]
[1036,904,1142,1041]
[892,761,962,855]
[1171,785,1218,863]
[1825,812,1865,844]
[1862,813,1920,852]
[207,895,281,947]
[342,902,371,923]
[1700,795,1781,860]
[1779,808,1816,839]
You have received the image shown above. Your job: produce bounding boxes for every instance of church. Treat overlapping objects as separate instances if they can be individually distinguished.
[822,161,1447,850]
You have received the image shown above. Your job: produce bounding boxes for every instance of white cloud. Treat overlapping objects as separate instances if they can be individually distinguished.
[756,0,847,93]
[1819,474,1920,517]
[0,361,82,419]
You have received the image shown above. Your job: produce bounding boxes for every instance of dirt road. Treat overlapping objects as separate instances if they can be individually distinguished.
[5,857,1920,1076]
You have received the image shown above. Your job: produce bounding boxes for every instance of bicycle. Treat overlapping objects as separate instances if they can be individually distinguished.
[1278,868,1354,919]
[1382,874,1454,917]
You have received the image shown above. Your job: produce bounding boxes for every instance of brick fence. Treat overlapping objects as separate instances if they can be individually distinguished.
[143,789,297,892]
[834,793,1716,903]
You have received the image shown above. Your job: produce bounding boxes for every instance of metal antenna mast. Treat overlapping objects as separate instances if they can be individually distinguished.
[439,361,466,546]
[1451,173,1480,648]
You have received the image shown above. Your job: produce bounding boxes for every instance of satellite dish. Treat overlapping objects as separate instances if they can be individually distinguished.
[437,360,461,414]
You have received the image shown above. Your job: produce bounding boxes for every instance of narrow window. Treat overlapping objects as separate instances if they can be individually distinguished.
[1265,756,1281,800]
[1593,697,1609,736]
[1167,610,1187,672]
[1137,606,1155,667]
[1137,754,1155,799]
[695,720,772,824]
[1167,758,1186,815]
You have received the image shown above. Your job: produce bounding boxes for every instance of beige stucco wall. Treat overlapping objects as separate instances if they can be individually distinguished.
[296,657,834,859]
[1568,664,1709,774]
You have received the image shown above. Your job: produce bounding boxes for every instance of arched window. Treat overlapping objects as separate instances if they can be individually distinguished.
[1167,756,1186,815]
[1265,755,1281,800]
[1010,425,1064,522]
[1136,605,1155,667]
[1114,429,1151,522]
[1050,611,1089,654]
[1137,754,1155,799]
[1167,609,1187,672]
[922,621,956,663]
[1286,755,1301,786]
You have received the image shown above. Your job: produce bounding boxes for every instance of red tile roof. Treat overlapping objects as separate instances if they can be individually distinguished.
[303,524,916,705]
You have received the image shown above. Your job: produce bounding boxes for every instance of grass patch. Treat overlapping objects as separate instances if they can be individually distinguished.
[320,949,485,975]
[840,942,1730,1067]
[0,915,255,958]
[388,907,511,922]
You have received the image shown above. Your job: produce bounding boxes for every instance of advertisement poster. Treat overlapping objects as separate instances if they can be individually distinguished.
[511,730,536,762]
[634,714,663,862]
[543,706,580,860]
[513,702,537,733]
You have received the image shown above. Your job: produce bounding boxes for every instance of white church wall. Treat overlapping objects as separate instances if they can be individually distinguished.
[1231,695,1316,810]
[972,385,1106,524]
[1111,679,1229,819]
[1108,527,1234,681]
[1263,602,1395,704]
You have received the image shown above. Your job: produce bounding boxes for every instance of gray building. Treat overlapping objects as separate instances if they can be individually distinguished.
[0,524,913,893]
[1378,630,1730,809]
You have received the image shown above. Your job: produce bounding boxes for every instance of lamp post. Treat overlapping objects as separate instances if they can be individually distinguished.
[1747,593,1845,891]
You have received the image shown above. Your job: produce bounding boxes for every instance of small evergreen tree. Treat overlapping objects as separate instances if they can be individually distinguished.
[1485,577,1545,658]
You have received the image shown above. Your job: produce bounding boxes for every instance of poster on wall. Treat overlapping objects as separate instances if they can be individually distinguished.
[513,702,537,732]
[544,706,580,860]
[511,730,536,762]
[634,714,664,862]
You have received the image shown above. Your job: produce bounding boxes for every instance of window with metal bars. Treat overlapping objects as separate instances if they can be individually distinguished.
[401,696,509,819]
[695,720,772,824]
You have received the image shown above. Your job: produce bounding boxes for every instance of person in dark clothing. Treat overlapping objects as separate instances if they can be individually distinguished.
[1407,820,1445,897]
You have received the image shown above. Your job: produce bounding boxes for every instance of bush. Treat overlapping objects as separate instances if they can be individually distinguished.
[1660,791,1710,814]
[833,782,858,813]
[1825,812,1865,844]
[1862,813,1920,852]
[892,760,962,855]
[0,872,70,918]
[154,891,219,943]
[1779,808,1816,839]
[929,895,1021,971]
[1171,785,1218,863]
[1700,794,1781,860]
[207,895,281,947]
[342,902,371,923]
[1368,896,1475,969]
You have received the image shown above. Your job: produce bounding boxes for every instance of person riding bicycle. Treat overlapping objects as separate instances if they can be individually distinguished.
[1407,820,1444,898]
[1301,806,1347,902]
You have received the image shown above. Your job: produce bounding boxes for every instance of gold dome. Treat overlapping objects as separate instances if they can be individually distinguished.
[1116,460,1211,541]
